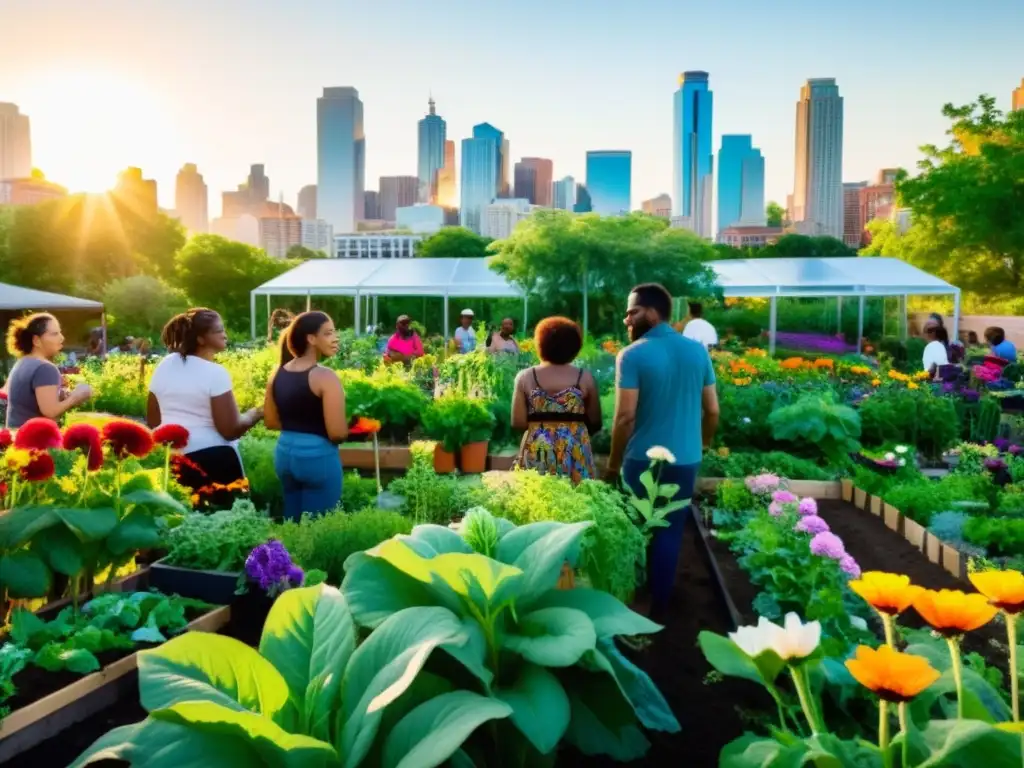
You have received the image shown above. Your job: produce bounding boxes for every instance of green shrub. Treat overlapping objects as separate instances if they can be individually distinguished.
[421,392,496,451]
[163,500,272,572]
[388,462,474,525]
[239,432,281,513]
[340,470,379,511]
[858,388,959,459]
[768,392,861,465]
[701,450,835,480]
[963,517,1024,557]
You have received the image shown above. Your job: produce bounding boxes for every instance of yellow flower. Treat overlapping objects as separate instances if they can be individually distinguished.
[913,589,998,636]
[850,572,923,616]
[969,570,1024,614]
[4,447,33,471]
[57,476,79,495]
[907,381,919,390]
[871,378,882,386]
[732,377,752,386]
[845,645,940,702]
[914,370,932,381]
[717,447,730,458]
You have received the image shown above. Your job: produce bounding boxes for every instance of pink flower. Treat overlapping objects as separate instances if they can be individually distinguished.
[809,532,846,561]
[745,473,781,495]
[798,497,818,516]
[772,490,797,504]
[768,501,784,517]
[795,515,830,535]
[839,554,861,578]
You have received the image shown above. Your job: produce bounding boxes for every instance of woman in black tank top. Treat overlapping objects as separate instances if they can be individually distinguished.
[263,312,348,520]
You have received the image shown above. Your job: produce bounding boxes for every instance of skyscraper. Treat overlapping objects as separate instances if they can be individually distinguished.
[417,97,447,203]
[297,184,317,220]
[513,158,554,206]
[0,103,31,180]
[553,176,576,211]
[642,194,672,219]
[436,140,457,208]
[247,164,269,204]
[460,136,499,233]
[574,184,592,213]
[842,181,867,247]
[175,163,209,233]
[317,87,365,233]
[585,151,632,216]
[471,123,507,199]
[1014,79,1024,111]
[673,72,714,238]
[114,167,158,213]
[379,176,419,222]
[717,135,765,234]
[791,78,844,239]
[364,190,380,220]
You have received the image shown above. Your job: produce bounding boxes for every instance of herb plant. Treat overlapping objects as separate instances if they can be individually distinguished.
[163,500,272,572]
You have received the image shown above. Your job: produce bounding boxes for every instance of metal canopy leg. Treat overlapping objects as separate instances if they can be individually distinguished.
[857,296,865,355]
[769,296,778,356]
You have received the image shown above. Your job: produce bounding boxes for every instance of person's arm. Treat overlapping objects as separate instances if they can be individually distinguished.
[605,351,639,478]
[510,371,529,430]
[146,392,161,428]
[312,368,348,442]
[582,370,603,434]
[263,370,282,431]
[33,366,92,420]
[701,352,720,448]
[412,334,424,358]
[209,367,261,440]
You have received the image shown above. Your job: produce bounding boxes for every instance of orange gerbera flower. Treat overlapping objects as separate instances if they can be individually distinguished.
[349,417,382,435]
[969,570,1024,614]
[912,588,998,636]
[849,572,923,616]
[845,644,940,702]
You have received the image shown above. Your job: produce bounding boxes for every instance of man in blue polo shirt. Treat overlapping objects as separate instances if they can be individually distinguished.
[605,283,719,618]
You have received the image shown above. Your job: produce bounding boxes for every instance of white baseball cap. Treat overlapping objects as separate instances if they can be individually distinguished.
[460,308,474,317]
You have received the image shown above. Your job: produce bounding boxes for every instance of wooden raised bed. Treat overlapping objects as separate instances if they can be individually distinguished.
[0,605,231,762]
[339,444,521,472]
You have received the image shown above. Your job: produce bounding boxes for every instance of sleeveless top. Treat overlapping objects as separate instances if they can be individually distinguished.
[515,366,596,484]
[273,367,329,439]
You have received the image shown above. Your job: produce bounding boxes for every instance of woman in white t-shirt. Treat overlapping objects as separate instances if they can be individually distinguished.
[922,323,950,379]
[147,308,263,493]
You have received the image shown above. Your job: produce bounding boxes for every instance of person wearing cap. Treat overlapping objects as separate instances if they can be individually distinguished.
[454,309,477,353]
[384,315,424,366]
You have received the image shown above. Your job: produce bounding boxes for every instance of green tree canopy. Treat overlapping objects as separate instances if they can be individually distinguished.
[713,233,854,260]
[285,244,328,260]
[416,226,493,259]
[103,275,189,340]
[766,201,785,227]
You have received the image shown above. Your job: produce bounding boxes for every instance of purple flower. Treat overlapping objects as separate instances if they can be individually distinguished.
[941,381,956,395]
[1011,445,1023,457]
[772,490,797,504]
[994,438,1010,453]
[795,515,830,535]
[809,532,846,560]
[746,473,781,495]
[839,554,861,578]
[962,388,980,403]
[768,501,784,517]
[984,458,1008,472]
[798,497,818,516]
[245,540,302,594]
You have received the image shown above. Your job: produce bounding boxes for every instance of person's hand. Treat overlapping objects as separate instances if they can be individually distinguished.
[247,407,264,423]
[72,383,94,403]
[602,465,621,485]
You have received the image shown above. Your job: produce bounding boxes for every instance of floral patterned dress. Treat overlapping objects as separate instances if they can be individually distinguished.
[515,368,596,484]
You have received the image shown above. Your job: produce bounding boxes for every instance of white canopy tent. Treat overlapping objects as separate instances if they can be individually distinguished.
[705,257,960,355]
[0,282,104,311]
[248,257,526,339]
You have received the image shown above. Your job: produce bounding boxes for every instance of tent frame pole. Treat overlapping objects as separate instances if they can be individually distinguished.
[768,295,778,356]
[250,293,257,340]
[857,296,866,355]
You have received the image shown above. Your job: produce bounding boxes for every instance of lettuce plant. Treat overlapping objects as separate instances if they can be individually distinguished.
[71,583,506,767]
[341,510,679,763]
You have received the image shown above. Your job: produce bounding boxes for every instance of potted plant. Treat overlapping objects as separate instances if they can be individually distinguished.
[420,396,463,473]
[458,397,496,473]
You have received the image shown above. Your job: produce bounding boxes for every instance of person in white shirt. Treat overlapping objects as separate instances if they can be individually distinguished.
[922,323,950,378]
[454,309,477,353]
[147,308,263,493]
[681,302,718,349]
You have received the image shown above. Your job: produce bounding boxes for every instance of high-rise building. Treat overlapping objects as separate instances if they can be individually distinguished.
[379,176,418,223]
[318,87,365,233]
[460,135,499,233]
[585,151,632,216]
[717,136,765,235]
[417,97,447,203]
[301,219,333,254]
[0,176,66,206]
[0,103,31,181]
[175,163,208,234]
[364,190,380,220]
[471,123,507,198]
[642,194,672,219]
[842,181,867,247]
[673,72,714,238]
[297,184,317,220]
[553,176,576,211]
[791,78,844,239]
[1014,79,1024,112]
[436,140,457,208]
[247,165,269,204]
[222,164,273,217]
[574,184,592,213]
[876,168,899,185]
[113,167,158,213]
[513,158,553,206]
[857,175,895,246]
[482,198,535,239]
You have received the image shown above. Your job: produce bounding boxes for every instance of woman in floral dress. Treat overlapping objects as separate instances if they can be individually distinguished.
[512,317,601,484]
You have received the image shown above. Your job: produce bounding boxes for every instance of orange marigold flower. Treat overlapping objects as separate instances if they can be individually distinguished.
[850,572,923,616]
[912,588,998,636]
[969,570,1024,614]
[813,358,834,369]
[907,381,919,390]
[871,378,881,386]
[14,418,62,451]
[780,357,805,369]
[845,644,940,702]
[732,377,752,386]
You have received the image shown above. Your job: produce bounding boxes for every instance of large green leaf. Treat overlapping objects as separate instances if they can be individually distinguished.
[139,633,289,718]
[563,691,650,762]
[106,509,164,555]
[120,489,188,515]
[529,588,661,639]
[699,631,785,688]
[381,691,512,768]
[405,525,474,556]
[54,506,119,541]
[340,606,467,768]
[0,549,52,598]
[152,701,339,767]
[502,607,596,667]
[719,734,810,767]
[495,521,591,609]
[341,553,452,628]
[0,505,58,547]
[495,665,570,755]
[259,584,356,740]
[587,638,680,733]
[916,719,1022,767]
[34,525,84,576]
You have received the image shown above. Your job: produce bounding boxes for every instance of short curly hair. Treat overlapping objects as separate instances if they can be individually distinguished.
[534,316,583,365]
[6,313,56,357]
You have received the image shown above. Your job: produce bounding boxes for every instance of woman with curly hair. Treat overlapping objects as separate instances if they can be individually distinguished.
[511,316,600,484]
[147,308,262,491]
[4,313,94,428]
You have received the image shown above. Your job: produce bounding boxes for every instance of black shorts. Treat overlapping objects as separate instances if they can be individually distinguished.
[172,446,246,510]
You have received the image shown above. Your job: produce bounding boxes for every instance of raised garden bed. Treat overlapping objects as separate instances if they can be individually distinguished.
[339,444,521,471]
[697,477,842,499]
[148,558,241,605]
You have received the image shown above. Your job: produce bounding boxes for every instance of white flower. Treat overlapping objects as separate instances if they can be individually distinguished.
[729,616,781,658]
[728,613,821,662]
[646,446,676,464]
[742,417,752,424]
[885,452,896,461]
[895,445,909,454]
[898,458,906,466]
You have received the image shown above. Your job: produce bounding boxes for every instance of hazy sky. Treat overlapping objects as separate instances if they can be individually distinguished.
[1,0,1020,216]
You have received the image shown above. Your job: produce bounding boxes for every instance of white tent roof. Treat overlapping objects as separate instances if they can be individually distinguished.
[707,257,958,298]
[0,282,103,311]
[251,257,524,298]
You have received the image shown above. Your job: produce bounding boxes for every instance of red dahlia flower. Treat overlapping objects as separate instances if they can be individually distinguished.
[63,423,105,471]
[0,428,12,449]
[22,451,55,482]
[152,424,190,450]
[102,420,155,459]
[14,418,63,451]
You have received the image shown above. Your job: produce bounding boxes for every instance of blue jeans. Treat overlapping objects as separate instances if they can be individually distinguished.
[622,458,700,614]
[275,431,343,521]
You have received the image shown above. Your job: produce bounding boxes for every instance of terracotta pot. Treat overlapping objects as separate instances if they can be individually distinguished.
[459,441,489,474]
[433,444,456,474]
[556,562,575,590]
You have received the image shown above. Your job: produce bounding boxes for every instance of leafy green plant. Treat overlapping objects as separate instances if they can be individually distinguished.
[768,393,861,466]
[340,366,429,433]
[625,454,689,538]
[341,512,679,763]
[163,500,272,572]
[858,388,959,459]
[422,393,496,451]
[963,517,1024,557]
[701,450,835,481]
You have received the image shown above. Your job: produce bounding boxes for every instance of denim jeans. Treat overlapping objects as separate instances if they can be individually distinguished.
[622,458,700,614]
[275,431,343,521]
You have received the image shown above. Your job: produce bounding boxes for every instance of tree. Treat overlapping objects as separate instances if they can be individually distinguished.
[765,233,855,258]
[103,275,189,340]
[766,201,785,227]
[894,95,1024,295]
[285,245,328,260]
[490,211,717,334]
[416,227,493,259]
[175,235,295,332]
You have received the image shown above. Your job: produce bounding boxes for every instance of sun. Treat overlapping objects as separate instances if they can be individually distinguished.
[21,70,178,195]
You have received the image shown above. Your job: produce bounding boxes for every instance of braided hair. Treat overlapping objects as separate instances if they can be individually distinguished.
[267,308,295,343]
[161,308,221,358]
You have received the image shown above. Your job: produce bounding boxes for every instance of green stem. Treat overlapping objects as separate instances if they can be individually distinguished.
[162,447,171,492]
[946,637,964,719]
[1009,613,1020,723]
[881,612,896,648]
[879,699,892,768]
[790,666,822,735]
[898,701,909,768]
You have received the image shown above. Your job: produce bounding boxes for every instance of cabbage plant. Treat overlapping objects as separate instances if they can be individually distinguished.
[341,509,680,763]
[71,583,508,767]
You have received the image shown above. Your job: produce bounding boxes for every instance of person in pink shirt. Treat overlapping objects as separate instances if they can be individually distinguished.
[384,315,424,366]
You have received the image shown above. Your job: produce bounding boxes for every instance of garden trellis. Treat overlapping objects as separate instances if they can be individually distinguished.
[248,257,526,340]
[706,257,961,355]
